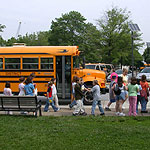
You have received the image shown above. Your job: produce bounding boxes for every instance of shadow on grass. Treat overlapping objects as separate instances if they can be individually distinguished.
[0,114,37,118]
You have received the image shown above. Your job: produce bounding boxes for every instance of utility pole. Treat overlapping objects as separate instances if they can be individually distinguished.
[16,22,21,39]
[128,24,140,77]
[146,42,150,64]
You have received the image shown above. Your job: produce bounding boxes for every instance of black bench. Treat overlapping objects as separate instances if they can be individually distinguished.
[0,95,42,117]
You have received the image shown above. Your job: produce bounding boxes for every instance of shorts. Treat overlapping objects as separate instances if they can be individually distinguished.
[110,99,116,103]
[72,93,75,97]
[124,91,128,96]
[116,92,125,101]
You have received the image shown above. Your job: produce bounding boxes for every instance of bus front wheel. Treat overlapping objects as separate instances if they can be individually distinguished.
[83,91,93,105]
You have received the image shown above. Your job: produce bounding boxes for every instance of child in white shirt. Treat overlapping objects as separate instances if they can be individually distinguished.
[18,77,25,96]
[4,82,13,115]
[51,78,59,108]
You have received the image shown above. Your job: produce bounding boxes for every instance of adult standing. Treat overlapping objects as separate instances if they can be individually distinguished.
[121,68,128,108]
[24,76,35,96]
[121,68,128,86]
[110,69,118,83]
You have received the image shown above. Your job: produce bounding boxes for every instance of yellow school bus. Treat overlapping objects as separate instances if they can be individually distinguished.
[0,45,106,103]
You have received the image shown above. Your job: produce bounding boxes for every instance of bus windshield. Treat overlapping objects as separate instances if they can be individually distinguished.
[85,65,96,69]
[73,56,80,68]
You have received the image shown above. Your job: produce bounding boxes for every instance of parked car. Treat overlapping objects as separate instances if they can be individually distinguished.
[107,69,132,82]
[136,67,150,81]
[85,63,114,77]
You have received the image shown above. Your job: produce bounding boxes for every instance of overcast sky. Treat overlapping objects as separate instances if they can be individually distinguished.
[0,0,150,52]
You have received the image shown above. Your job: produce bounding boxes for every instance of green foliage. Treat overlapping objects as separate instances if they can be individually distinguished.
[5,37,17,46]
[97,7,143,66]
[80,23,102,62]
[0,36,6,46]
[0,24,6,46]
[49,11,86,46]
[49,11,102,62]
[2,8,144,66]
[17,31,49,46]
[5,31,49,46]
[0,24,6,32]
[143,48,150,64]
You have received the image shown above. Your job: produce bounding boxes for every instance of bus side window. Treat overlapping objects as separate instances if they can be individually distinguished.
[0,58,3,69]
[41,58,53,70]
[5,58,20,69]
[23,58,38,69]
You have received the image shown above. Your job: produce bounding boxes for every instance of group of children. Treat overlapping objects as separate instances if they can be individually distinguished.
[3,69,150,116]
[105,68,149,116]
[4,73,37,98]
[44,78,60,112]
[3,73,60,114]
[70,76,105,116]
[3,73,36,114]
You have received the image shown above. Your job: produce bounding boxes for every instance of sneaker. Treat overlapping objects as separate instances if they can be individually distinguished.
[21,111,28,115]
[122,106,125,110]
[105,107,111,111]
[141,111,148,113]
[100,113,105,116]
[57,108,60,111]
[119,112,125,116]
[54,108,61,112]
[69,104,73,109]
[80,112,87,116]
[73,113,79,116]
[90,114,95,117]
[8,111,13,115]
[44,110,49,112]
[116,112,120,116]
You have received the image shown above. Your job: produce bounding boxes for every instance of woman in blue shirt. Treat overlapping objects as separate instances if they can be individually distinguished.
[24,76,35,96]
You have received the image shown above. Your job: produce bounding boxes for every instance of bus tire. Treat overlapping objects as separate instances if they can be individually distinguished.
[83,91,93,105]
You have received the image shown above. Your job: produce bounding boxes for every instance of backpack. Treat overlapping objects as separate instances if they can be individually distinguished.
[140,89,147,99]
[114,84,121,95]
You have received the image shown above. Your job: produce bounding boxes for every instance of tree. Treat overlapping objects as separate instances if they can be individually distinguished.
[17,31,49,46]
[0,24,6,46]
[97,7,143,66]
[143,48,150,64]
[6,31,49,46]
[49,11,103,62]
[49,11,86,46]
[0,24,6,33]
[6,37,17,46]
[80,23,102,62]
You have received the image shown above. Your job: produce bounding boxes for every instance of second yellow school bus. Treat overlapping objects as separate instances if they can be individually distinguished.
[0,45,107,103]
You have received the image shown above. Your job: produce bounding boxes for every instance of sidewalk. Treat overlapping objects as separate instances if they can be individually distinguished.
[41,99,150,117]
[1,98,150,117]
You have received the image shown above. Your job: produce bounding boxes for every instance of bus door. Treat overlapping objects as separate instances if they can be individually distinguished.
[56,56,71,99]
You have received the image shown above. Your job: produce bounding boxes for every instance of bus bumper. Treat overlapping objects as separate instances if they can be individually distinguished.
[101,87,109,94]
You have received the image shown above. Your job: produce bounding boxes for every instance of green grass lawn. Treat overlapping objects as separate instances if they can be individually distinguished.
[1,116,150,150]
